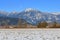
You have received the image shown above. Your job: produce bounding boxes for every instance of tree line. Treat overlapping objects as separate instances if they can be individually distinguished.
[0,18,60,28]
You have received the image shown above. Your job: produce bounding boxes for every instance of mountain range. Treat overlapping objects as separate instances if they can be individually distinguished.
[0,8,60,25]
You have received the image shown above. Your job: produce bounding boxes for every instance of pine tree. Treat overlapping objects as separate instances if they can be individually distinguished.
[17,18,27,28]
[52,21,57,28]
[37,21,48,28]
[17,18,22,28]
[3,20,9,28]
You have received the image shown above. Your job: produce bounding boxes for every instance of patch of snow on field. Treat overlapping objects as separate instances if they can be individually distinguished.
[0,29,60,40]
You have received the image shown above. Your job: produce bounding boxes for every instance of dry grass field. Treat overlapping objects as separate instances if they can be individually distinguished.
[0,23,60,28]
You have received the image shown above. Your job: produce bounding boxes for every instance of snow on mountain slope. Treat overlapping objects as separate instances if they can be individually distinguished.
[0,8,60,25]
[51,12,60,15]
[12,8,59,25]
[0,11,9,16]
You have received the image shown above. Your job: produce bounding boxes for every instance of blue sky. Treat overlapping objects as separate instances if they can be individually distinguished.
[0,0,60,12]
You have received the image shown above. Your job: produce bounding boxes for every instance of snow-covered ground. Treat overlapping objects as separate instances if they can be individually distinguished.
[0,29,60,40]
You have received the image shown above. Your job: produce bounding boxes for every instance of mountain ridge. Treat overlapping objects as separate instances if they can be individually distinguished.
[0,8,60,25]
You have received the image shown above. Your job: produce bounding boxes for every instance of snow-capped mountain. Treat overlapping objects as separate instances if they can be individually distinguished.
[0,8,60,25]
[11,8,60,25]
